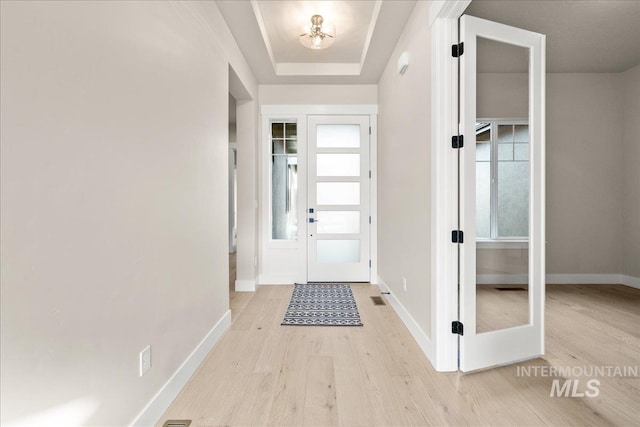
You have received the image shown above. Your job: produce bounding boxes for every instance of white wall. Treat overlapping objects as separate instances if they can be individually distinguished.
[477,73,624,276]
[547,74,622,275]
[259,85,377,105]
[621,65,640,279]
[0,1,256,425]
[377,1,432,336]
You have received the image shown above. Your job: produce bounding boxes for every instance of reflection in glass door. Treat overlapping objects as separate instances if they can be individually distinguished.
[307,116,370,282]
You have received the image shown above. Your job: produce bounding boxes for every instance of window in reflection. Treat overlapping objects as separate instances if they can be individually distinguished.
[476,121,529,240]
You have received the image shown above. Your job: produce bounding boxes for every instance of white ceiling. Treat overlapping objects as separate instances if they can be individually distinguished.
[466,0,640,73]
[216,0,417,84]
[218,1,640,83]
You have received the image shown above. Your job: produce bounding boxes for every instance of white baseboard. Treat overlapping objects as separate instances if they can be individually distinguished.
[545,274,624,285]
[257,274,297,285]
[476,273,640,289]
[621,274,640,289]
[477,274,528,285]
[375,276,434,364]
[235,279,256,292]
[130,310,232,427]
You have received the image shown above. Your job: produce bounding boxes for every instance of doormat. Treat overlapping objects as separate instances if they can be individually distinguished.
[281,283,363,326]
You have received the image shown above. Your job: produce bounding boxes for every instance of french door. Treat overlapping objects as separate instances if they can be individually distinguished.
[307,115,370,282]
[458,15,546,371]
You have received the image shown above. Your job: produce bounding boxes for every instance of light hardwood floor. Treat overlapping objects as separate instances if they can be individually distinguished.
[159,282,640,426]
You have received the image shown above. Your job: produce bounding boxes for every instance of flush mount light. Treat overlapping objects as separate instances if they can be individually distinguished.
[299,14,335,50]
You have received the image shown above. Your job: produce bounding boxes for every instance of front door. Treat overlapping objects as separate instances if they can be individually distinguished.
[307,115,370,282]
[459,15,546,371]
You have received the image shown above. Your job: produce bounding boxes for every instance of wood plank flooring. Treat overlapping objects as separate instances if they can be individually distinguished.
[159,282,640,426]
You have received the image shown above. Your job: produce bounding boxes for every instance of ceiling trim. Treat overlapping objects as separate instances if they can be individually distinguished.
[250,0,383,77]
[250,0,277,73]
[262,104,378,115]
[276,62,361,76]
[359,0,383,67]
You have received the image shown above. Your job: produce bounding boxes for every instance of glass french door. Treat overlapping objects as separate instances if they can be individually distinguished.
[307,116,370,282]
[459,15,546,371]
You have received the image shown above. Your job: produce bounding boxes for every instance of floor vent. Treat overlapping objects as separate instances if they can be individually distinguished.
[371,296,386,305]
[495,287,527,291]
[163,421,192,427]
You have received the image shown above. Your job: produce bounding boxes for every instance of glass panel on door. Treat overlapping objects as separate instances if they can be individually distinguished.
[317,211,360,234]
[316,124,360,148]
[316,182,360,205]
[317,240,361,263]
[475,38,530,334]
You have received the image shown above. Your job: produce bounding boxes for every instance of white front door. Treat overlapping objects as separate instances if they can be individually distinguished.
[459,15,546,371]
[307,115,370,282]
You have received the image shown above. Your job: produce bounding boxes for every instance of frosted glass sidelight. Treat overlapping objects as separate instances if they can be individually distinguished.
[317,182,360,205]
[317,154,360,176]
[317,211,360,234]
[317,124,360,148]
[317,240,360,263]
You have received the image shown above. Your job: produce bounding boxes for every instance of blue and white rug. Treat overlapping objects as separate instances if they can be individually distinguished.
[281,283,363,326]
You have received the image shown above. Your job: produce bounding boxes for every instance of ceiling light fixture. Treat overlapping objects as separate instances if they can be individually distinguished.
[299,14,335,50]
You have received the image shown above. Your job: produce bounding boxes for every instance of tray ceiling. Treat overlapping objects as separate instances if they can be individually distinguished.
[216,0,417,84]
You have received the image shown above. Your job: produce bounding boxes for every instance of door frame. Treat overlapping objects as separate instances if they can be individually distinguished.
[429,0,472,372]
[259,105,378,285]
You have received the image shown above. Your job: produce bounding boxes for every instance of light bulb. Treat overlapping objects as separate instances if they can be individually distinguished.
[312,35,322,47]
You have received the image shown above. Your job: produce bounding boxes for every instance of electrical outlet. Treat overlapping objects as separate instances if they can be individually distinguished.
[139,345,151,376]
[402,277,407,292]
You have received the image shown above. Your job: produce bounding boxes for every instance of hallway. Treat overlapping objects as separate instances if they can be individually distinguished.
[158,284,639,426]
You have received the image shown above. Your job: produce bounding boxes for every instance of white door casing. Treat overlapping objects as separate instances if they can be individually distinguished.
[459,15,546,371]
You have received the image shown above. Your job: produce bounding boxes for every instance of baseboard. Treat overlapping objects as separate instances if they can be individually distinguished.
[235,279,256,292]
[130,310,232,427]
[545,274,624,285]
[257,274,297,285]
[476,273,640,289]
[621,274,640,289]
[375,276,434,364]
[477,274,528,285]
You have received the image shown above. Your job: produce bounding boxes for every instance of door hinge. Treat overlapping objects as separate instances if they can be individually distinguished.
[451,230,464,243]
[369,170,371,179]
[452,135,464,149]
[369,126,371,135]
[452,42,464,57]
[369,216,371,224]
[452,321,464,335]
[369,260,372,268]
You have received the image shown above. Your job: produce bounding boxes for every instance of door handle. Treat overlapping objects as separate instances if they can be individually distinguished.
[308,218,320,223]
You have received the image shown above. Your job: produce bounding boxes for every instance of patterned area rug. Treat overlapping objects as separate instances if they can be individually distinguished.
[281,283,363,326]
